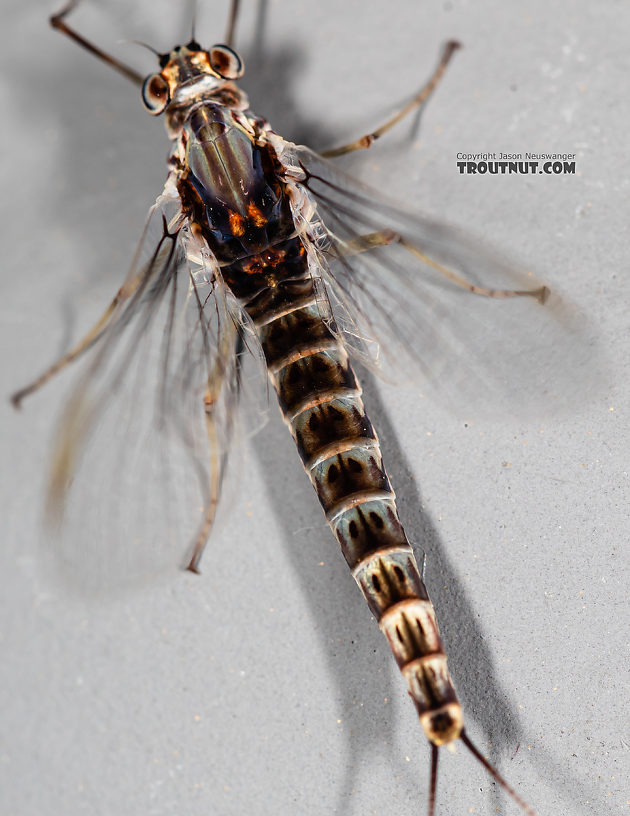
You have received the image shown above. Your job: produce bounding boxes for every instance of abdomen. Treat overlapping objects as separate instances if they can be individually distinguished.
[244,265,464,747]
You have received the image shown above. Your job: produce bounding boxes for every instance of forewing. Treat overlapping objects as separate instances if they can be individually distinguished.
[44,188,264,593]
[276,143,598,420]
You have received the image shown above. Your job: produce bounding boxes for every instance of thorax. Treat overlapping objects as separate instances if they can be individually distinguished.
[175,102,304,302]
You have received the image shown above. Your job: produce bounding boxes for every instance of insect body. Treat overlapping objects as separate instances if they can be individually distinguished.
[13,3,555,814]
[143,42,466,763]
[175,65,464,747]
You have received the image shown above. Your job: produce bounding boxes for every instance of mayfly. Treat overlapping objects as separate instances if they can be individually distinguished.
[13,2,560,814]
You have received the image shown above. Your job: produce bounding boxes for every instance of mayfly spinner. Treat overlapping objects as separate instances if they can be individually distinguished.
[13,2,558,814]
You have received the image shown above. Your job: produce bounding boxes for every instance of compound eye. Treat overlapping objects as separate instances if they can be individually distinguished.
[141,73,170,114]
[209,44,244,79]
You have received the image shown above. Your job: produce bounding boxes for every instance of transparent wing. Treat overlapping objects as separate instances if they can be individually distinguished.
[275,141,600,420]
[39,186,267,593]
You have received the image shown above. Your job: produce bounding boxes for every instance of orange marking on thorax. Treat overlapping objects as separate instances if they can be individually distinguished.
[228,210,245,237]
[247,202,268,226]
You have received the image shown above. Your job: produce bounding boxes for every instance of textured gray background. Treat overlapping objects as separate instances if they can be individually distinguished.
[1,1,628,815]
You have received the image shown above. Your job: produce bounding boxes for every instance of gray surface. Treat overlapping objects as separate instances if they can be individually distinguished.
[1,1,628,815]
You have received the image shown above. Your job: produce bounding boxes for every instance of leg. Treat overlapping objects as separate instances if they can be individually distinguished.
[11,272,146,409]
[186,386,224,573]
[185,314,241,574]
[398,236,549,303]
[337,229,549,303]
[50,1,143,86]
[321,40,460,159]
[337,229,399,256]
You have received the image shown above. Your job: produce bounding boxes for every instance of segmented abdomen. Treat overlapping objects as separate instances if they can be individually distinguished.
[245,270,463,746]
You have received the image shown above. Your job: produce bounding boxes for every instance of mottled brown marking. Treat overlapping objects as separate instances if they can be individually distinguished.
[312,450,390,511]
[336,504,408,570]
[260,307,333,369]
[353,551,431,618]
[273,351,359,416]
[292,399,375,464]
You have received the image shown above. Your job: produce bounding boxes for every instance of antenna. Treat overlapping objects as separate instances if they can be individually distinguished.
[224,0,240,47]
[126,39,162,59]
[190,0,198,44]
